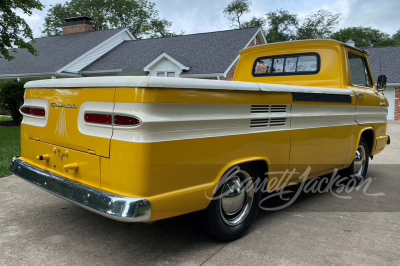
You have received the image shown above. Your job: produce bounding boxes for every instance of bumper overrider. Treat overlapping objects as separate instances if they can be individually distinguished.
[10,157,151,222]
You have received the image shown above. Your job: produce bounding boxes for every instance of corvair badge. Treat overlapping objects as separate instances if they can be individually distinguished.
[51,103,77,109]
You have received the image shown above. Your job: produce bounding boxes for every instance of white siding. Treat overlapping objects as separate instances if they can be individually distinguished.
[149,58,182,77]
[59,30,133,73]
[385,87,395,121]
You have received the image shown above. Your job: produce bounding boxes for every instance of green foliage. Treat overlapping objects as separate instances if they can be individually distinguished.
[0,0,44,61]
[393,29,400,45]
[296,9,342,40]
[0,81,25,122]
[241,17,266,29]
[42,0,175,39]
[0,127,21,177]
[223,0,251,29]
[331,27,397,48]
[265,10,298,42]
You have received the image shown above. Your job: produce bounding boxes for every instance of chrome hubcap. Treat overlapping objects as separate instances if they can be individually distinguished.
[354,144,366,175]
[220,170,254,226]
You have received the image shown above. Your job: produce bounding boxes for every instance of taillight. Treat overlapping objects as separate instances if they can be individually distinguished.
[85,113,113,125]
[84,113,141,126]
[21,107,46,117]
[114,115,141,126]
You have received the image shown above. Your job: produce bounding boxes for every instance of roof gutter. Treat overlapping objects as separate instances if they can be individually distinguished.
[179,73,225,79]
[387,83,400,87]
[79,69,123,76]
[0,72,81,80]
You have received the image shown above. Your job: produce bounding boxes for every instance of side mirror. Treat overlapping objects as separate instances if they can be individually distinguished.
[376,75,387,92]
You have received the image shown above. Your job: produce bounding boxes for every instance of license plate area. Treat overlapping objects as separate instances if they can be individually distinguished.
[21,138,101,188]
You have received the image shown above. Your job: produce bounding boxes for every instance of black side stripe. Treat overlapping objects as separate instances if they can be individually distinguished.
[292,92,352,104]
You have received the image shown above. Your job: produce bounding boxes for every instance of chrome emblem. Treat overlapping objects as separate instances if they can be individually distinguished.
[51,103,77,109]
[55,108,70,140]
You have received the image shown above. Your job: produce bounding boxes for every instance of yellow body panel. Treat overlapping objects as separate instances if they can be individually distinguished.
[24,88,115,157]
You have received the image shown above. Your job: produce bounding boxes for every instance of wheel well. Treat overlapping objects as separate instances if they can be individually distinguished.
[361,129,374,154]
[247,160,269,179]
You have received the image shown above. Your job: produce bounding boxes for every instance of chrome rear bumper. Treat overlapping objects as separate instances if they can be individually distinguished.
[10,157,151,222]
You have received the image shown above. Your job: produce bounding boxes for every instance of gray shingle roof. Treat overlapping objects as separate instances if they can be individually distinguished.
[83,27,260,75]
[0,28,124,75]
[366,46,400,84]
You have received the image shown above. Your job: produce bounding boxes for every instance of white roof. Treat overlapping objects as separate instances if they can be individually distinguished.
[25,76,353,95]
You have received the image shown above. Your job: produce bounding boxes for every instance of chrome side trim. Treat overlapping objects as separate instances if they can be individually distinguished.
[10,157,151,222]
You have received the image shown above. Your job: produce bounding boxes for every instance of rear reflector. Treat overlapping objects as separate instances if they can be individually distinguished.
[114,115,141,126]
[85,113,112,125]
[21,107,46,117]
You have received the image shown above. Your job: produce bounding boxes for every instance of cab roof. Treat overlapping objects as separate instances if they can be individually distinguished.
[241,39,370,57]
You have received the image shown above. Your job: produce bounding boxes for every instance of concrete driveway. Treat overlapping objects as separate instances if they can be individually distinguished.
[1,123,399,266]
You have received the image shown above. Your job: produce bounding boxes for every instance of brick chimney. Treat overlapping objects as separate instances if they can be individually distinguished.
[62,16,94,35]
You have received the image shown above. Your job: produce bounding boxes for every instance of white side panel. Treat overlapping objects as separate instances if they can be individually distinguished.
[78,102,114,139]
[291,105,355,130]
[111,103,290,143]
[355,106,388,124]
[20,99,49,128]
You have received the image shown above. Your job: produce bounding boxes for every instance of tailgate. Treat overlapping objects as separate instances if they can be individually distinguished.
[22,88,115,158]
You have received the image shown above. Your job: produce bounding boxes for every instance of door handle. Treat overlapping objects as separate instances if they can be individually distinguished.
[356,93,365,98]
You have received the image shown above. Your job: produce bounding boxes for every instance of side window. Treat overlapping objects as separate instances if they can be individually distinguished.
[348,52,372,88]
[253,54,319,76]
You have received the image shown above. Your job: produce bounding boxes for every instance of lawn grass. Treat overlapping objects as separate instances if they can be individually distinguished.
[0,127,21,177]
[0,116,13,123]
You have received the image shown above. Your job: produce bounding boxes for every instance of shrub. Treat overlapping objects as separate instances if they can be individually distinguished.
[0,81,26,122]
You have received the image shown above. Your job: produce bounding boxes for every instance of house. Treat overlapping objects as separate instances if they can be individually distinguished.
[367,46,400,121]
[0,17,266,82]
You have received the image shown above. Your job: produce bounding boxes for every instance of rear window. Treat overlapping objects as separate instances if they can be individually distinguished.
[253,54,320,76]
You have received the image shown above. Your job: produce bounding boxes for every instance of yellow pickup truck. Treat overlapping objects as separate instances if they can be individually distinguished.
[10,40,390,241]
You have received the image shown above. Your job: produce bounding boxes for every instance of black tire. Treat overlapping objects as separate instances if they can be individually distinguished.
[341,137,370,184]
[201,164,262,242]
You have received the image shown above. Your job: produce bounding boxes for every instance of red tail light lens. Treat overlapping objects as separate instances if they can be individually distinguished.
[85,113,112,125]
[21,107,46,117]
[114,115,141,126]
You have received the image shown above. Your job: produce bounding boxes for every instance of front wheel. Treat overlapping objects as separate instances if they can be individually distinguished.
[342,137,370,184]
[201,164,262,242]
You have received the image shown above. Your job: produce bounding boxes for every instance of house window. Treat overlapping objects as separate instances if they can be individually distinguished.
[156,71,176,77]
[253,54,320,76]
[348,52,372,88]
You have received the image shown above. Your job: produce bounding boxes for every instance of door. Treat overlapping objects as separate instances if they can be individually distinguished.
[288,95,354,179]
[347,50,388,125]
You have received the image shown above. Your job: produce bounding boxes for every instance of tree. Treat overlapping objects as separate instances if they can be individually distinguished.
[392,29,400,46]
[0,81,25,122]
[241,17,265,29]
[223,0,251,29]
[331,27,397,48]
[265,10,298,43]
[296,9,342,40]
[42,0,175,39]
[0,0,44,61]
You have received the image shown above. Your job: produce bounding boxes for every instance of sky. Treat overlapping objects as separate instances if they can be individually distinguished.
[17,0,400,39]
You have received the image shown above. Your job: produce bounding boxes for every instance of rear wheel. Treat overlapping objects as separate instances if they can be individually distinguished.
[342,137,370,184]
[201,164,262,242]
